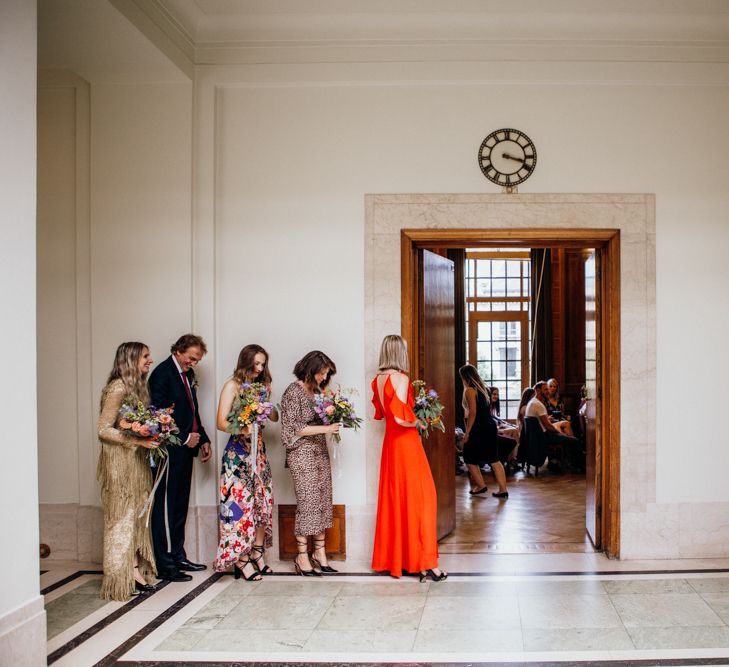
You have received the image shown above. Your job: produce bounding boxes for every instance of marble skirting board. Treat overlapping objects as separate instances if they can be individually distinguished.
[0,596,46,667]
[38,503,378,564]
[37,497,729,563]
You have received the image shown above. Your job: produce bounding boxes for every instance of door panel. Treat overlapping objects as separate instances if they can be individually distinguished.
[584,250,601,547]
[421,249,456,540]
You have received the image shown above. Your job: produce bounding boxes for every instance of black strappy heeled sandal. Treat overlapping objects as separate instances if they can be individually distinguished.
[294,537,321,577]
[310,538,338,573]
[419,568,448,583]
[250,544,273,574]
[234,556,262,581]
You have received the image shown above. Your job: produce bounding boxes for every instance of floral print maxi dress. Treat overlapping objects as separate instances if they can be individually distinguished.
[213,427,274,571]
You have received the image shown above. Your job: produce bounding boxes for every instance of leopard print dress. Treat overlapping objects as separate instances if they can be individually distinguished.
[280,382,333,536]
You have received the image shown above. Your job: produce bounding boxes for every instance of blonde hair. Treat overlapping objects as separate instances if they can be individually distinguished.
[101,342,150,409]
[378,334,409,372]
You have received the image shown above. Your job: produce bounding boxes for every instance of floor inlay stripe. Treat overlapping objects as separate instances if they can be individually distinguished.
[113,658,729,666]
[47,581,170,665]
[94,573,223,667]
[41,569,103,595]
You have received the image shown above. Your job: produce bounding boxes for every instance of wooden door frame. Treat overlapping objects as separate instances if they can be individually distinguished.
[401,227,621,558]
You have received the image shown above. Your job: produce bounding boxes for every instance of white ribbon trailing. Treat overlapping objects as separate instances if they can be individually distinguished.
[139,455,170,535]
[250,422,259,478]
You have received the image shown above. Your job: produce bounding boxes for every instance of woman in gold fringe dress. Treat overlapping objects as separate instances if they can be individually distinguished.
[97,342,160,600]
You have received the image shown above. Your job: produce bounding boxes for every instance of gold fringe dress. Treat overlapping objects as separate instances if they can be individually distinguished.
[97,379,157,600]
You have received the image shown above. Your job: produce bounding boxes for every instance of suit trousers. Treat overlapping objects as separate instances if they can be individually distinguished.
[151,445,194,575]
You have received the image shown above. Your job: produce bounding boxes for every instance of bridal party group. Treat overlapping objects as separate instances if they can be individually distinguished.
[97,333,448,601]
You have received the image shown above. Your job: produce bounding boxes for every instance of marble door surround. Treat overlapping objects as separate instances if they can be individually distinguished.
[364,193,662,559]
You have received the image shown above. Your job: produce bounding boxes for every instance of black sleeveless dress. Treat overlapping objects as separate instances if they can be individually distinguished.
[463,391,499,464]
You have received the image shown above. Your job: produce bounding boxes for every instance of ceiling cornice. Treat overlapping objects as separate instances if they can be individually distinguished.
[119,0,729,66]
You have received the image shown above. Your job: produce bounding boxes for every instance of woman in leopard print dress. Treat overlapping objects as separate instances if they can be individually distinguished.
[280,351,341,576]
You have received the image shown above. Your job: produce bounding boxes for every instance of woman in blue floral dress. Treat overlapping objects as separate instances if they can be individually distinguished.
[213,344,277,580]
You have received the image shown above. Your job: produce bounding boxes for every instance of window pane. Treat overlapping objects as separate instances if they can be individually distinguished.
[476,278,491,296]
[506,260,520,277]
[492,260,506,277]
[491,361,506,380]
[506,278,521,295]
[505,400,519,420]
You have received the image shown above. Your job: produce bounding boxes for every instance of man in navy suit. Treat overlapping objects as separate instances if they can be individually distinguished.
[149,334,212,581]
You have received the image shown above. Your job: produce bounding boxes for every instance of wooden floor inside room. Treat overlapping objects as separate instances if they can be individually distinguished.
[439,468,594,554]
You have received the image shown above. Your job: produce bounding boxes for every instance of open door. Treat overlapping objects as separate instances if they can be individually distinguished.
[584,250,601,547]
[420,249,456,540]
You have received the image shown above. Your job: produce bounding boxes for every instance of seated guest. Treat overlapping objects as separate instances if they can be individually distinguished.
[525,381,580,471]
[515,387,536,462]
[488,386,518,463]
[546,378,574,437]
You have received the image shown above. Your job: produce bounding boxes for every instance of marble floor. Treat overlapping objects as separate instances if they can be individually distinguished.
[42,556,729,666]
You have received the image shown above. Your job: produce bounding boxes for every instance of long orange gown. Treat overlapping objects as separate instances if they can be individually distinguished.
[371,373,439,577]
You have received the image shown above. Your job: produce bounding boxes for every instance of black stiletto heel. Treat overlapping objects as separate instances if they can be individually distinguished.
[419,569,448,583]
[234,557,262,581]
[251,545,273,574]
[294,538,322,577]
[310,538,338,574]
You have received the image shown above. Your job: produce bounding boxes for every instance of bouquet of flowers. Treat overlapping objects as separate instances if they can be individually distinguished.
[226,382,275,437]
[313,386,363,443]
[412,380,446,439]
[118,401,182,462]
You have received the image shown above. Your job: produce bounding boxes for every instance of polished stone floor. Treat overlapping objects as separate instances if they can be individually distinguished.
[42,559,729,666]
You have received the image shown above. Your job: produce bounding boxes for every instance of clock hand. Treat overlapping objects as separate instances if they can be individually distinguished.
[501,152,526,164]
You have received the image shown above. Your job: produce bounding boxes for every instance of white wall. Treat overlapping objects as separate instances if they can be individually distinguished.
[37,80,193,515]
[89,82,194,506]
[0,2,45,662]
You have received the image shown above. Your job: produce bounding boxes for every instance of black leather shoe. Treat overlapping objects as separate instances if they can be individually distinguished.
[176,559,207,572]
[135,580,157,593]
[157,570,192,582]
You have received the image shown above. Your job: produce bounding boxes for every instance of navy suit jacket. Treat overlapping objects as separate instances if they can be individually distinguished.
[149,355,210,456]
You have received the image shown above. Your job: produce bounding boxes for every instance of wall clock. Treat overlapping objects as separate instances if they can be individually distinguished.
[478,128,537,191]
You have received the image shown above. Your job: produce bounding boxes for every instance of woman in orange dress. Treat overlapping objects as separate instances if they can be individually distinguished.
[371,334,447,582]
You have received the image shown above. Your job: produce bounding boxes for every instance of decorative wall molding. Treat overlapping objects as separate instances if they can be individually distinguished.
[116,0,729,66]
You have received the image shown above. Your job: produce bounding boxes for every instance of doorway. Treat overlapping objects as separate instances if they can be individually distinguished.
[401,228,620,557]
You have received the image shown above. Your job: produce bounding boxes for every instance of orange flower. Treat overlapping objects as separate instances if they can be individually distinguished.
[131,421,142,432]
[159,414,171,425]
[119,419,132,429]
[139,426,151,437]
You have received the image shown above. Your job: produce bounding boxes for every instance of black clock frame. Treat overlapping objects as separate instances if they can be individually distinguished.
[478,128,537,187]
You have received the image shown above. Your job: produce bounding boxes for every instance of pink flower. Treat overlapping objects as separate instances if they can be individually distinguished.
[325,405,335,416]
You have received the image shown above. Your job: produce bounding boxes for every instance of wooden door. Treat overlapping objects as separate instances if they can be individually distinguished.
[584,250,601,547]
[420,250,456,540]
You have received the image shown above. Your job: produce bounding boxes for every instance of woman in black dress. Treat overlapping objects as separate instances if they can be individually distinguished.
[459,365,508,498]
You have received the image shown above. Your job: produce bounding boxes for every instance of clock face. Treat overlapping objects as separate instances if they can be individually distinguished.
[478,128,537,187]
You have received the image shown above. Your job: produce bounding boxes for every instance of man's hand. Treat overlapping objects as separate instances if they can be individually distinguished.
[200,442,212,463]
[187,432,201,448]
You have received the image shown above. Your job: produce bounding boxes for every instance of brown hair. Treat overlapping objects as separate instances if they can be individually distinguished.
[101,342,150,409]
[170,333,207,356]
[233,344,272,385]
[458,363,490,401]
[293,350,336,391]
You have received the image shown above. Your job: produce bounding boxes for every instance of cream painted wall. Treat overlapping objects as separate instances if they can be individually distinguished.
[89,81,194,504]
[36,81,193,509]
[206,73,729,511]
[37,85,82,503]
[0,0,43,638]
